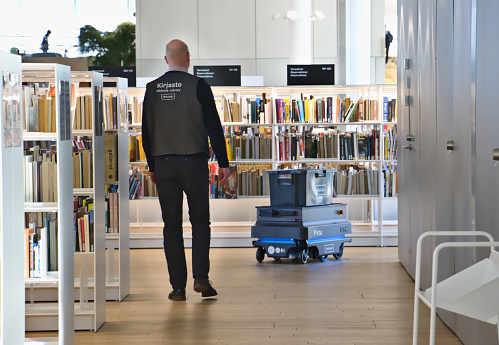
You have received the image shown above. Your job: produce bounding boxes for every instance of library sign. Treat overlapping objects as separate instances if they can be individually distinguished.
[88,66,136,87]
[287,64,335,86]
[194,65,241,86]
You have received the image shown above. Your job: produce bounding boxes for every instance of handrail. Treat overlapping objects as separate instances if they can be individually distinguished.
[413,231,495,345]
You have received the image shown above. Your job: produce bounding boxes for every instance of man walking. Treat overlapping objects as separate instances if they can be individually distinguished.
[142,39,229,301]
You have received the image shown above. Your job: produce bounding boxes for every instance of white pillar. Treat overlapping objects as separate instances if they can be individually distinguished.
[345,0,371,84]
[289,0,313,64]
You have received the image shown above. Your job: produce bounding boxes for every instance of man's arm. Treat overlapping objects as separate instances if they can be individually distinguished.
[197,79,230,168]
[141,86,156,183]
[197,79,229,185]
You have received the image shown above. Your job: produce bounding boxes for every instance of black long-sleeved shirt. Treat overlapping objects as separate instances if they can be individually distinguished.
[141,71,229,172]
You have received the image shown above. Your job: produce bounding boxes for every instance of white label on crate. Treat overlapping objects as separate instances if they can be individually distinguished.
[324,244,335,253]
[313,184,327,196]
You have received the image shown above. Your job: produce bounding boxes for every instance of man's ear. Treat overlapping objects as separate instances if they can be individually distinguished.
[164,56,168,65]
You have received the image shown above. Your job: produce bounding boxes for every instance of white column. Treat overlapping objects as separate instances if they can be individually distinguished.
[345,0,371,84]
[289,0,313,64]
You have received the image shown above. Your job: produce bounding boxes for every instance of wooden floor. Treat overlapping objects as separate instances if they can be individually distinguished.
[27,247,462,344]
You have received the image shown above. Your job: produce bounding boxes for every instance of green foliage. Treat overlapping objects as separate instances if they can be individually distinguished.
[78,22,135,66]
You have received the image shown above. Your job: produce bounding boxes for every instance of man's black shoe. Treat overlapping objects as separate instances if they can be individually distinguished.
[194,279,218,297]
[168,288,186,301]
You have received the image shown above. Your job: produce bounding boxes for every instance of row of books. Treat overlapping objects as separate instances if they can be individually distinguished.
[224,134,272,161]
[238,166,270,196]
[128,95,143,125]
[129,168,143,200]
[73,95,93,130]
[382,97,397,122]
[71,91,122,130]
[103,94,119,130]
[384,126,397,161]
[333,168,381,196]
[215,94,272,124]
[275,96,353,123]
[72,137,94,189]
[276,129,381,162]
[128,167,157,199]
[24,212,58,278]
[106,184,119,233]
[73,197,94,252]
[129,135,146,162]
[24,146,58,203]
[329,166,397,197]
[24,91,57,133]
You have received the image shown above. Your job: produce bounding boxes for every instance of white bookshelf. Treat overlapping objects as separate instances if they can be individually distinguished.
[21,63,74,344]
[22,71,108,332]
[126,84,398,247]
[69,71,106,330]
[0,52,25,345]
[103,77,130,302]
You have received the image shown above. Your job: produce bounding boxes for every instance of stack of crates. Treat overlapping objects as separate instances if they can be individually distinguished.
[252,169,352,264]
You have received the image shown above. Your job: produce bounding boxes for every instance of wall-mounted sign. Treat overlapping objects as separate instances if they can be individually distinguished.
[193,65,241,86]
[88,66,136,87]
[287,64,335,86]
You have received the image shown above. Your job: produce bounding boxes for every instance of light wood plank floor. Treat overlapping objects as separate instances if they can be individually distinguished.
[27,247,462,344]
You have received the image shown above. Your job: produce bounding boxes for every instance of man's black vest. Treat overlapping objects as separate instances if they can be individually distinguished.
[146,71,209,157]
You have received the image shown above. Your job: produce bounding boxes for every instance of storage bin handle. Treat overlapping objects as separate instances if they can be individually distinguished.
[259,209,297,217]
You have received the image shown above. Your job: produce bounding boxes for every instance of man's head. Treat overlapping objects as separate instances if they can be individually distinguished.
[165,39,190,69]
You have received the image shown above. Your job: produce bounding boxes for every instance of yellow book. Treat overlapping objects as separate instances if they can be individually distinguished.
[304,100,309,123]
[225,137,234,161]
[109,93,114,129]
[51,96,56,132]
[38,98,46,132]
[137,136,146,162]
[129,136,137,162]
[84,95,91,130]
[284,99,290,123]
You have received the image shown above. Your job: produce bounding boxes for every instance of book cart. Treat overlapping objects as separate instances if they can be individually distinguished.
[102,77,130,302]
[22,63,74,343]
[0,51,25,345]
[126,84,398,248]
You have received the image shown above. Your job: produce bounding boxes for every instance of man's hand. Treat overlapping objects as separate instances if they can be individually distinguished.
[150,171,156,185]
[218,167,229,186]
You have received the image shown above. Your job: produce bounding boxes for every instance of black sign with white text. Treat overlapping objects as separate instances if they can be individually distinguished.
[88,66,136,87]
[287,64,335,86]
[194,65,241,86]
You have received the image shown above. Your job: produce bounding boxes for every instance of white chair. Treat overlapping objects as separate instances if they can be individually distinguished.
[413,231,499,345]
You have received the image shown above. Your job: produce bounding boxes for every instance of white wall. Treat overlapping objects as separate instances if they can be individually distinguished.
[135,0,385,86]
[136,0,338,85]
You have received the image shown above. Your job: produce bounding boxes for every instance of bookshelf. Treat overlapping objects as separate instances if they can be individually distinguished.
[70,71,106,331]
[21,63,74,343]
[102,77,130,302]
[0,52,25,345]
[127,84,397,247]
[21,71,108,332]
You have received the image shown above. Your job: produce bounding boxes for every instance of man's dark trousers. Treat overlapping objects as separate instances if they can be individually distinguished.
[155,155,211,290]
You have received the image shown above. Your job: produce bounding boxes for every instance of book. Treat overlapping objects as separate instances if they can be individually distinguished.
[104,133,117,183]
[223,166,238,199]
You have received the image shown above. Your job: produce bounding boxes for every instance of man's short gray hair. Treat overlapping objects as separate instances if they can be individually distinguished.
[165,39,189,61]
